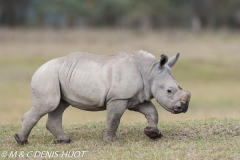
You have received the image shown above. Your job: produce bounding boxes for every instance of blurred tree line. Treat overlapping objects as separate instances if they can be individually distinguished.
[0,0,240,30]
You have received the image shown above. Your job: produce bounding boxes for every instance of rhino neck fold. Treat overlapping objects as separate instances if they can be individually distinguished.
[144,61,159,101]
[138,61,158,102]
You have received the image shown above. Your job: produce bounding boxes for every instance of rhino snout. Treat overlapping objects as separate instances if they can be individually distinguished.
[173,99,190,114]
[173,91,191,113]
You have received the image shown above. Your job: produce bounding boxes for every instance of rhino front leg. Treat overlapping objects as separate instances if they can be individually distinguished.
[103,100,127,141]
[130,101,163,139]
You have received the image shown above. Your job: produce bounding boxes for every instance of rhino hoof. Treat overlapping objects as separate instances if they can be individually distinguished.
[14,133,28,145]
[54,139,72,144]
[144,127,163,139]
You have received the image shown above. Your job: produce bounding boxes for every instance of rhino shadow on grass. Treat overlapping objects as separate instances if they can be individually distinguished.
[14,50,191,145]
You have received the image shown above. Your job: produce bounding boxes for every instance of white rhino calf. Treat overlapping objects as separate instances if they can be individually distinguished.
[15,50,191,144]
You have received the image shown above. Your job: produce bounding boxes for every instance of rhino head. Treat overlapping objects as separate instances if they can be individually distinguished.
[150,53,191,114]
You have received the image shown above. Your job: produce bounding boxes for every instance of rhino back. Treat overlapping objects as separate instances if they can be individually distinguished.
[58,51,156,110]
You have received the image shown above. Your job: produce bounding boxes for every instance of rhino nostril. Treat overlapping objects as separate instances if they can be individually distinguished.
[174,106,182,112]
[177,106,182,111]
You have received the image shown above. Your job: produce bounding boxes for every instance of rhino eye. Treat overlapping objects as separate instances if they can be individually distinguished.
[167,89,172,94]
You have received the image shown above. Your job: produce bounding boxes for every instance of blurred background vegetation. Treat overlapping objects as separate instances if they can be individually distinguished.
[1,0,240,30]
[0,0,239,124]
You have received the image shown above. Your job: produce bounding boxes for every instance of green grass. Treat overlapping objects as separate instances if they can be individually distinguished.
[0,119,239,159]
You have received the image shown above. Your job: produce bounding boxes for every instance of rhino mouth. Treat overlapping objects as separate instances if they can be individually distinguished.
[157,99,189,114]
[172,101,189,114]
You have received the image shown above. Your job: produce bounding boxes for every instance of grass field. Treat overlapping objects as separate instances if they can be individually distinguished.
[0,28,239,159]
[0,119,239,159]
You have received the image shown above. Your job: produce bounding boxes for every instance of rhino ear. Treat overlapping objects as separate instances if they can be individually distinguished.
[167,53,180,67]
[159,54,168,68]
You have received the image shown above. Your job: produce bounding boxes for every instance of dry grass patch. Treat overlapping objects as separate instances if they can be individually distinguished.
[0,119,239,159]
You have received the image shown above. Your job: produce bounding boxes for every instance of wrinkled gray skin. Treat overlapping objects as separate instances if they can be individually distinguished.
[14,50,191,145]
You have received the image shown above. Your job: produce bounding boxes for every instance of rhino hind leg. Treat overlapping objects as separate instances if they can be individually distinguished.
[15,59,63,145]
[46,100,71,143]
[14,106,48,145]
[14,132,28,145]
[15,100,62,145]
